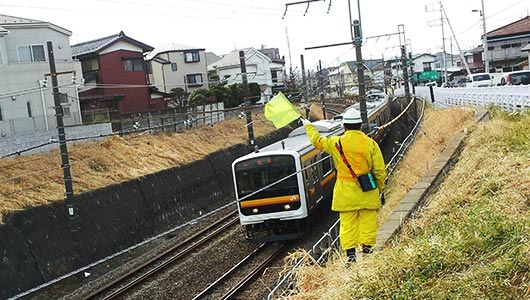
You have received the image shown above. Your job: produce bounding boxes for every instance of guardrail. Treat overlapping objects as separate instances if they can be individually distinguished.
[396,85,530,111]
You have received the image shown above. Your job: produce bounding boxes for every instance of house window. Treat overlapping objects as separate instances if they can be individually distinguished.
[271,70,278,83]
[59,93,69,104]
[184,51,200,63]
[63,107,71,117]
[26,101,32,118]
[423,62,432,72]
[186,74,203,86]
[487,46,495,51]
[123,58,144,72]
[18,45,46,62]
[0,103,3,121]
[81,58,99,72]
[171,62,178,71]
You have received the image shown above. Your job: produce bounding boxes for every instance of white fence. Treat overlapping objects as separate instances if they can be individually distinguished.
[396,86,530,111]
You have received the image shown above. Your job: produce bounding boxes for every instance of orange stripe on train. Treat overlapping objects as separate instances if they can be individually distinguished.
[240,194,300,208]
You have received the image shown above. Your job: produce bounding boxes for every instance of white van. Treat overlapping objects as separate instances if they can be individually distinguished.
[465,73,493,87]
[499,70,530,86]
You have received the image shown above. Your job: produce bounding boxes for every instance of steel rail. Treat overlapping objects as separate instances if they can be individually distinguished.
[83,210,239,300]
[192,243,286,300]
[219,244,286,300]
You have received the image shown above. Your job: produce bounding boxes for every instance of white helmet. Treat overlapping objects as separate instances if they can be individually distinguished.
[342,107,362,125]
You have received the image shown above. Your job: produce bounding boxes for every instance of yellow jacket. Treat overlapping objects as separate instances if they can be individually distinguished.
[305,124,386,211]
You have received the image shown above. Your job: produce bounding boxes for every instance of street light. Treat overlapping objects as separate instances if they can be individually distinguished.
[472,0,489,73]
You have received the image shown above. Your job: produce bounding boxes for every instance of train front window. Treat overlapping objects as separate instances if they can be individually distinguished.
[235,155,298,199]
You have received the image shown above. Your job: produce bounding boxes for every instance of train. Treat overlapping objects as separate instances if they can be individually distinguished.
[231,96,391,242]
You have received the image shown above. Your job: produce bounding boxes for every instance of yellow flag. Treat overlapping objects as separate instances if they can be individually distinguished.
[264,92,301,129]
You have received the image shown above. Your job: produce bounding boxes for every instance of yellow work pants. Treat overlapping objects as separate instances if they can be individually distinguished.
[339,209,378,251]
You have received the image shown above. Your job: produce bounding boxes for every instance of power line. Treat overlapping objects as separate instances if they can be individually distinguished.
[0,3,280,20]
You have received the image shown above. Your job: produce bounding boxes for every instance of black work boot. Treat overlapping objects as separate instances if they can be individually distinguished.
[346,248,356,263]
[362,245,373,255]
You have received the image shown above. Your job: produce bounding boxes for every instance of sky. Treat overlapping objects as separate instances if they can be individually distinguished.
[1,0,529,71]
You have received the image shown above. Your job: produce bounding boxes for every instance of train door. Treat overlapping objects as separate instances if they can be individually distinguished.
[304,154,322,212]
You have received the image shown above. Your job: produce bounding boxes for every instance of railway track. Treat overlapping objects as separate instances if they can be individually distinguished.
[191,242,287,300]
[82,210,240,300]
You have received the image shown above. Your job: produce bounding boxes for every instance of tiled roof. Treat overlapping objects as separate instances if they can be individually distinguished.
[72,32,122,57]
[488,16,530,38]
[72,31,153,57]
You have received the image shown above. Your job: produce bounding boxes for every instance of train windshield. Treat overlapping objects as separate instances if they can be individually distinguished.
[234,155,298,200]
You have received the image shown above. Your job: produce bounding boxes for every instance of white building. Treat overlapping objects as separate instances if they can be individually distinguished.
[0,14,82,138]
[146,43,209,95]
[208,48,274,103]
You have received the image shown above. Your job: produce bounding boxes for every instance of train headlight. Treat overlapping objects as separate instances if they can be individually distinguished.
[284,204,291,210]
[252,208,259,213]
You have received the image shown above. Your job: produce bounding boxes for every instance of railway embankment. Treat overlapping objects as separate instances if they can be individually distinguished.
[278,107,529,299]
[376,107,489,248]
[0,128,290,300]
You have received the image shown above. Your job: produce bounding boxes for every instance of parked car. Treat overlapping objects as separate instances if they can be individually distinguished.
[499,70,530,86]
[465,73,493,87]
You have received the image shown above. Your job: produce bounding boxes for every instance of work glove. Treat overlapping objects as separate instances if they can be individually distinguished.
[380,193,385,206]
[300,118,311,125]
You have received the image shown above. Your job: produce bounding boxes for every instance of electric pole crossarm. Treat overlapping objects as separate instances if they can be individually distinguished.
[305,41,355,50]
[283,0,325,19]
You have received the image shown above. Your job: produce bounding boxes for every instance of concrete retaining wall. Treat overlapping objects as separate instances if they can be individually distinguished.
[0,127,290,299]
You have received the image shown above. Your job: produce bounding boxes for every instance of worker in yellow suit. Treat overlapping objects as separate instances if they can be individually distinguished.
[301,107,386,262]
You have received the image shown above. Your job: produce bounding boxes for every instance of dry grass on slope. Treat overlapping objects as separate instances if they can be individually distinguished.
[378,105,475,225]
[0,113,277,220]
[279,108,530,299]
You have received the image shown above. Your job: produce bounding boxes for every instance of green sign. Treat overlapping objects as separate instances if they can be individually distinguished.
[419,71,439,82]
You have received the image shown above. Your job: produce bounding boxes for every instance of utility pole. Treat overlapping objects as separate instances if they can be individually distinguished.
[409,51,415,94]
[481,0,489,72]
[478,0,489,72]
[440,1,448,86]
[301,55,309,118]
[442,4,472,75]
[47,41,74,202]
[353,20,368,128]
[401,46,411,103]
[318,60,326,120]
[48,41,81,261]
[239,50,254,149]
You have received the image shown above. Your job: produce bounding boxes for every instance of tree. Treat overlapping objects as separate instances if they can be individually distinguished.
[210,85,232,107]
[167,87,189,107]
[188,88,213,106]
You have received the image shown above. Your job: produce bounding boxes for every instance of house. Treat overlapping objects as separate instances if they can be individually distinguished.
[146,43,209,98]
[208,48,274,103]
[332,59,384,91]
[258,46,287,91]
[0,14,82,138]
[473,16,530,72]
[72,31,159,123]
